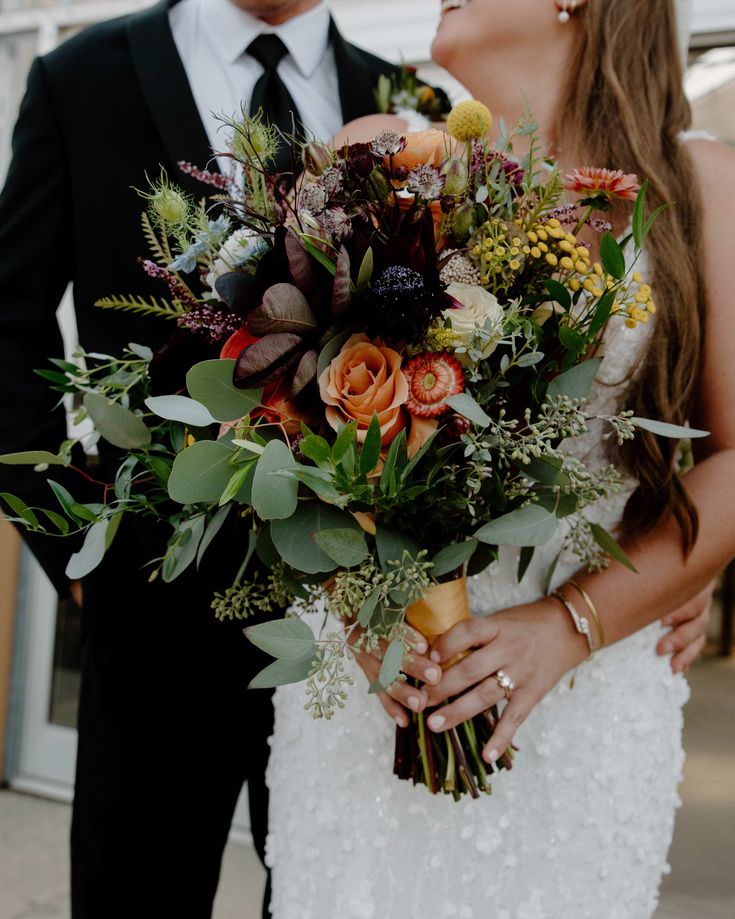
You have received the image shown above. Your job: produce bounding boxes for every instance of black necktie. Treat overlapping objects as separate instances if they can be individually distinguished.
[247,34,302,174]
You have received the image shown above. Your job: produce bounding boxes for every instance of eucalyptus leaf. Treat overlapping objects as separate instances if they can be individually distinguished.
[168,440,236,504]
[590,523,637,572]
[196,504,231,567]
[357,588,382,628]
[252,439,298,520]
[313,528,369,568]
[631,417,709,439]
[83,393,151,449]
[378,639,404,689]
[271,503,360,573]
[445,392,491,427]
[65,519,110,579]
[475,504,558,547]
[248,649,319,689]
[186,359,262,422]
[0,493,39,528]
[376,527,420,573]
[0,450,68,466]
[432,540,478,578]
[145,395,217,427]
[517,545,535,582]
[244,618,317,660]
[162,515,207,582]
[546,357,602,402]
[48,480,77,518]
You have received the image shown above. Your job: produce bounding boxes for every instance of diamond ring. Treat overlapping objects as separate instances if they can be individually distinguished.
[494,670,515,701]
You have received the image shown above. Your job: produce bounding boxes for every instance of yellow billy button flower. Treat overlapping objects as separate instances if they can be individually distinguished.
[446,100,493,142]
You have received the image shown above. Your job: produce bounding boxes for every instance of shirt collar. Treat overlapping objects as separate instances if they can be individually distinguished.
[199,0,332,77]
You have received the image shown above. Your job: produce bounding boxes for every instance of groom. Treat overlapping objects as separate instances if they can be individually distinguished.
[0,1,427,916]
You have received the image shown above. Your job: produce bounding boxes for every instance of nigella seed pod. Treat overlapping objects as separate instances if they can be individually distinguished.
[451,201,476,242]
[441,157,469,197]
[302,142,332,176]
[440,195,456,214]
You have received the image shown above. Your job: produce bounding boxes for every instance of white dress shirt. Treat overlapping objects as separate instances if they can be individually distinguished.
[170,0,344,167]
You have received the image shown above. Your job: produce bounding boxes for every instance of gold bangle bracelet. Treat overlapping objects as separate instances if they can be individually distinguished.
[551,591,596,659]
[566,580,605,651]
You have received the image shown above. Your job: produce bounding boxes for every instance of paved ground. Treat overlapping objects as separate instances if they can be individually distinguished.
[1,654,733,919]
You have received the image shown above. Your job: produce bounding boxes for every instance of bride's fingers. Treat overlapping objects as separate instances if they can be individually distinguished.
[376,690,412,728]
[354,649,429,714]
[424,647,504,706]
[429,617,501,666]
[481,694,531,764]
[426,676,507,734]
[402,650,443,686]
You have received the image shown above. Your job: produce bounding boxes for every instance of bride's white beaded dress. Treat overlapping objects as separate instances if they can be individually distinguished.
[264,237,690,919]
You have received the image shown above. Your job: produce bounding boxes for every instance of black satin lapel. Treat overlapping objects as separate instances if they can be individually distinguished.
[127,0,218,189]
[329,19,381,124]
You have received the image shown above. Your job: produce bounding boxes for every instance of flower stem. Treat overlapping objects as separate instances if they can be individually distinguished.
[417,711,434,789]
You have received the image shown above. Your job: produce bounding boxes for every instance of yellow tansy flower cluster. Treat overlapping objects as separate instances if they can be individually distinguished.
[520,218,591,276]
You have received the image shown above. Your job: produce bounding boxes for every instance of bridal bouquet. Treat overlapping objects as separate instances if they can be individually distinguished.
[1,101,696,800]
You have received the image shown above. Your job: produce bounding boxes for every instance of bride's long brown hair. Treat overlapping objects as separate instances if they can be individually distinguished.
[558,0,705,552]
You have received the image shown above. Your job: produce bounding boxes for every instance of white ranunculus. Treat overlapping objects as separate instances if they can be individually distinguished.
[443,282,505,360]
[205,229,266,299]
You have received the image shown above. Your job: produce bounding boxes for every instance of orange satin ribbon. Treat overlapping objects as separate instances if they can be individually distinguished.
[406,577,471,651]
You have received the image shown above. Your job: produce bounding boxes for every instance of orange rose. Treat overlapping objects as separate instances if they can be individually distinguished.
[318,334,408,445]
[389,129,459,171]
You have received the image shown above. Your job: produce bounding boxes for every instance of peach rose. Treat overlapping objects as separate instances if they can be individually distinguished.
[318,334,408,445]
[389,129,460,171]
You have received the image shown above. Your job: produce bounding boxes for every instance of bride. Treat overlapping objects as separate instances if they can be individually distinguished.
[265,1,735,916]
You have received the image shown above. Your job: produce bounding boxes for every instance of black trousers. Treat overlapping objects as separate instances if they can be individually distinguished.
[68,515,275,919]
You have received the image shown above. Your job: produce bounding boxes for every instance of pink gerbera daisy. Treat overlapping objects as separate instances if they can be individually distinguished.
[563,167,640,203]
[402,352,465,418]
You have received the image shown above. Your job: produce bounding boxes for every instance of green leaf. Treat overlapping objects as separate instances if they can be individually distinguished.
[0,493,39,528]
[168,440,237,504]
[357,588,382,628]
[558,324,586,357]
[590,523,637,572]
[542,551,561,595]
[380,429,407,495]
[332,421,357,464]
[162,515,207,582]
[359,412,382,475]
[378,639,404,689]
[643,203,671,242]
[588,289,615,339]
[0,450,68,466]
[252,440,298,520]
[128,342,154,362]
[65,519,110,578]
[83,393,151,449]
[244,618,317,660]
[70,503,100,524]
[376,527,420,573]
[298,234,338,275]
[300,434,332,469]
[104,511,124,551]
[631,417,709,439]
[219,463,255,507]
[316,329,354,379]
[48,480,77,518]
[600,231,626,280]
[256,524,280,568]
[475,504,558,547]
[286,466,344,504]
[523,455,570,487]
[313,528,369,568]
[546,357,602,402]
[271,503,361,573]
[631,179,649,249]
[544,279,572,311]
[517,545,535,582]
[145,395,217,427]
[431,540,478,578]
[39,508,70,535]
[248,649,319,689]
[357,247,374,292]
[444,392,491,427]
[186,359,262,423]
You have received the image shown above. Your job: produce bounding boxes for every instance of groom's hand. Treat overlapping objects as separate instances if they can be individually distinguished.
[350,626,442,728]
[657,580,714,673]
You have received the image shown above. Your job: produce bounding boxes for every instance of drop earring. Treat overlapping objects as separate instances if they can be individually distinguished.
[558,1,577,24]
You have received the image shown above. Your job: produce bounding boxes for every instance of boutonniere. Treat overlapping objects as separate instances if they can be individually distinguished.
[374,65,451,121]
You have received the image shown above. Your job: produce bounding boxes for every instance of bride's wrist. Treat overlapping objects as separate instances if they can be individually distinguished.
[537,595,593,671]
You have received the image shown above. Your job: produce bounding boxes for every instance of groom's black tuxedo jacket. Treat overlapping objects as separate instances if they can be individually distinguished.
[0,4,416,916]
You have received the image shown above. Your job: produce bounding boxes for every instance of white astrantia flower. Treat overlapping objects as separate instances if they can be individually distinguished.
[443,281,505,360]
[205,229,267,298]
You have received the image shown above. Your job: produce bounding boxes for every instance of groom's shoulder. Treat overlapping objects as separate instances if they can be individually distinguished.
[40,1,165,85]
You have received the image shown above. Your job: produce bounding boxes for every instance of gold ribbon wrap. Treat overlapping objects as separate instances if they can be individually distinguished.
[406,577,471,647]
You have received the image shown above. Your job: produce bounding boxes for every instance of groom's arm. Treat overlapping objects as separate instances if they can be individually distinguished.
[0,56,86,596]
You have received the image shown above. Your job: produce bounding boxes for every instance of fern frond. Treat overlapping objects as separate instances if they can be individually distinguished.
[94,294,185,320]
[140,212,173,265]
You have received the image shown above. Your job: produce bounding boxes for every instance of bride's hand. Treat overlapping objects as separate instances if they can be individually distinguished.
[423,599,589,763]
[350,625,443,728]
